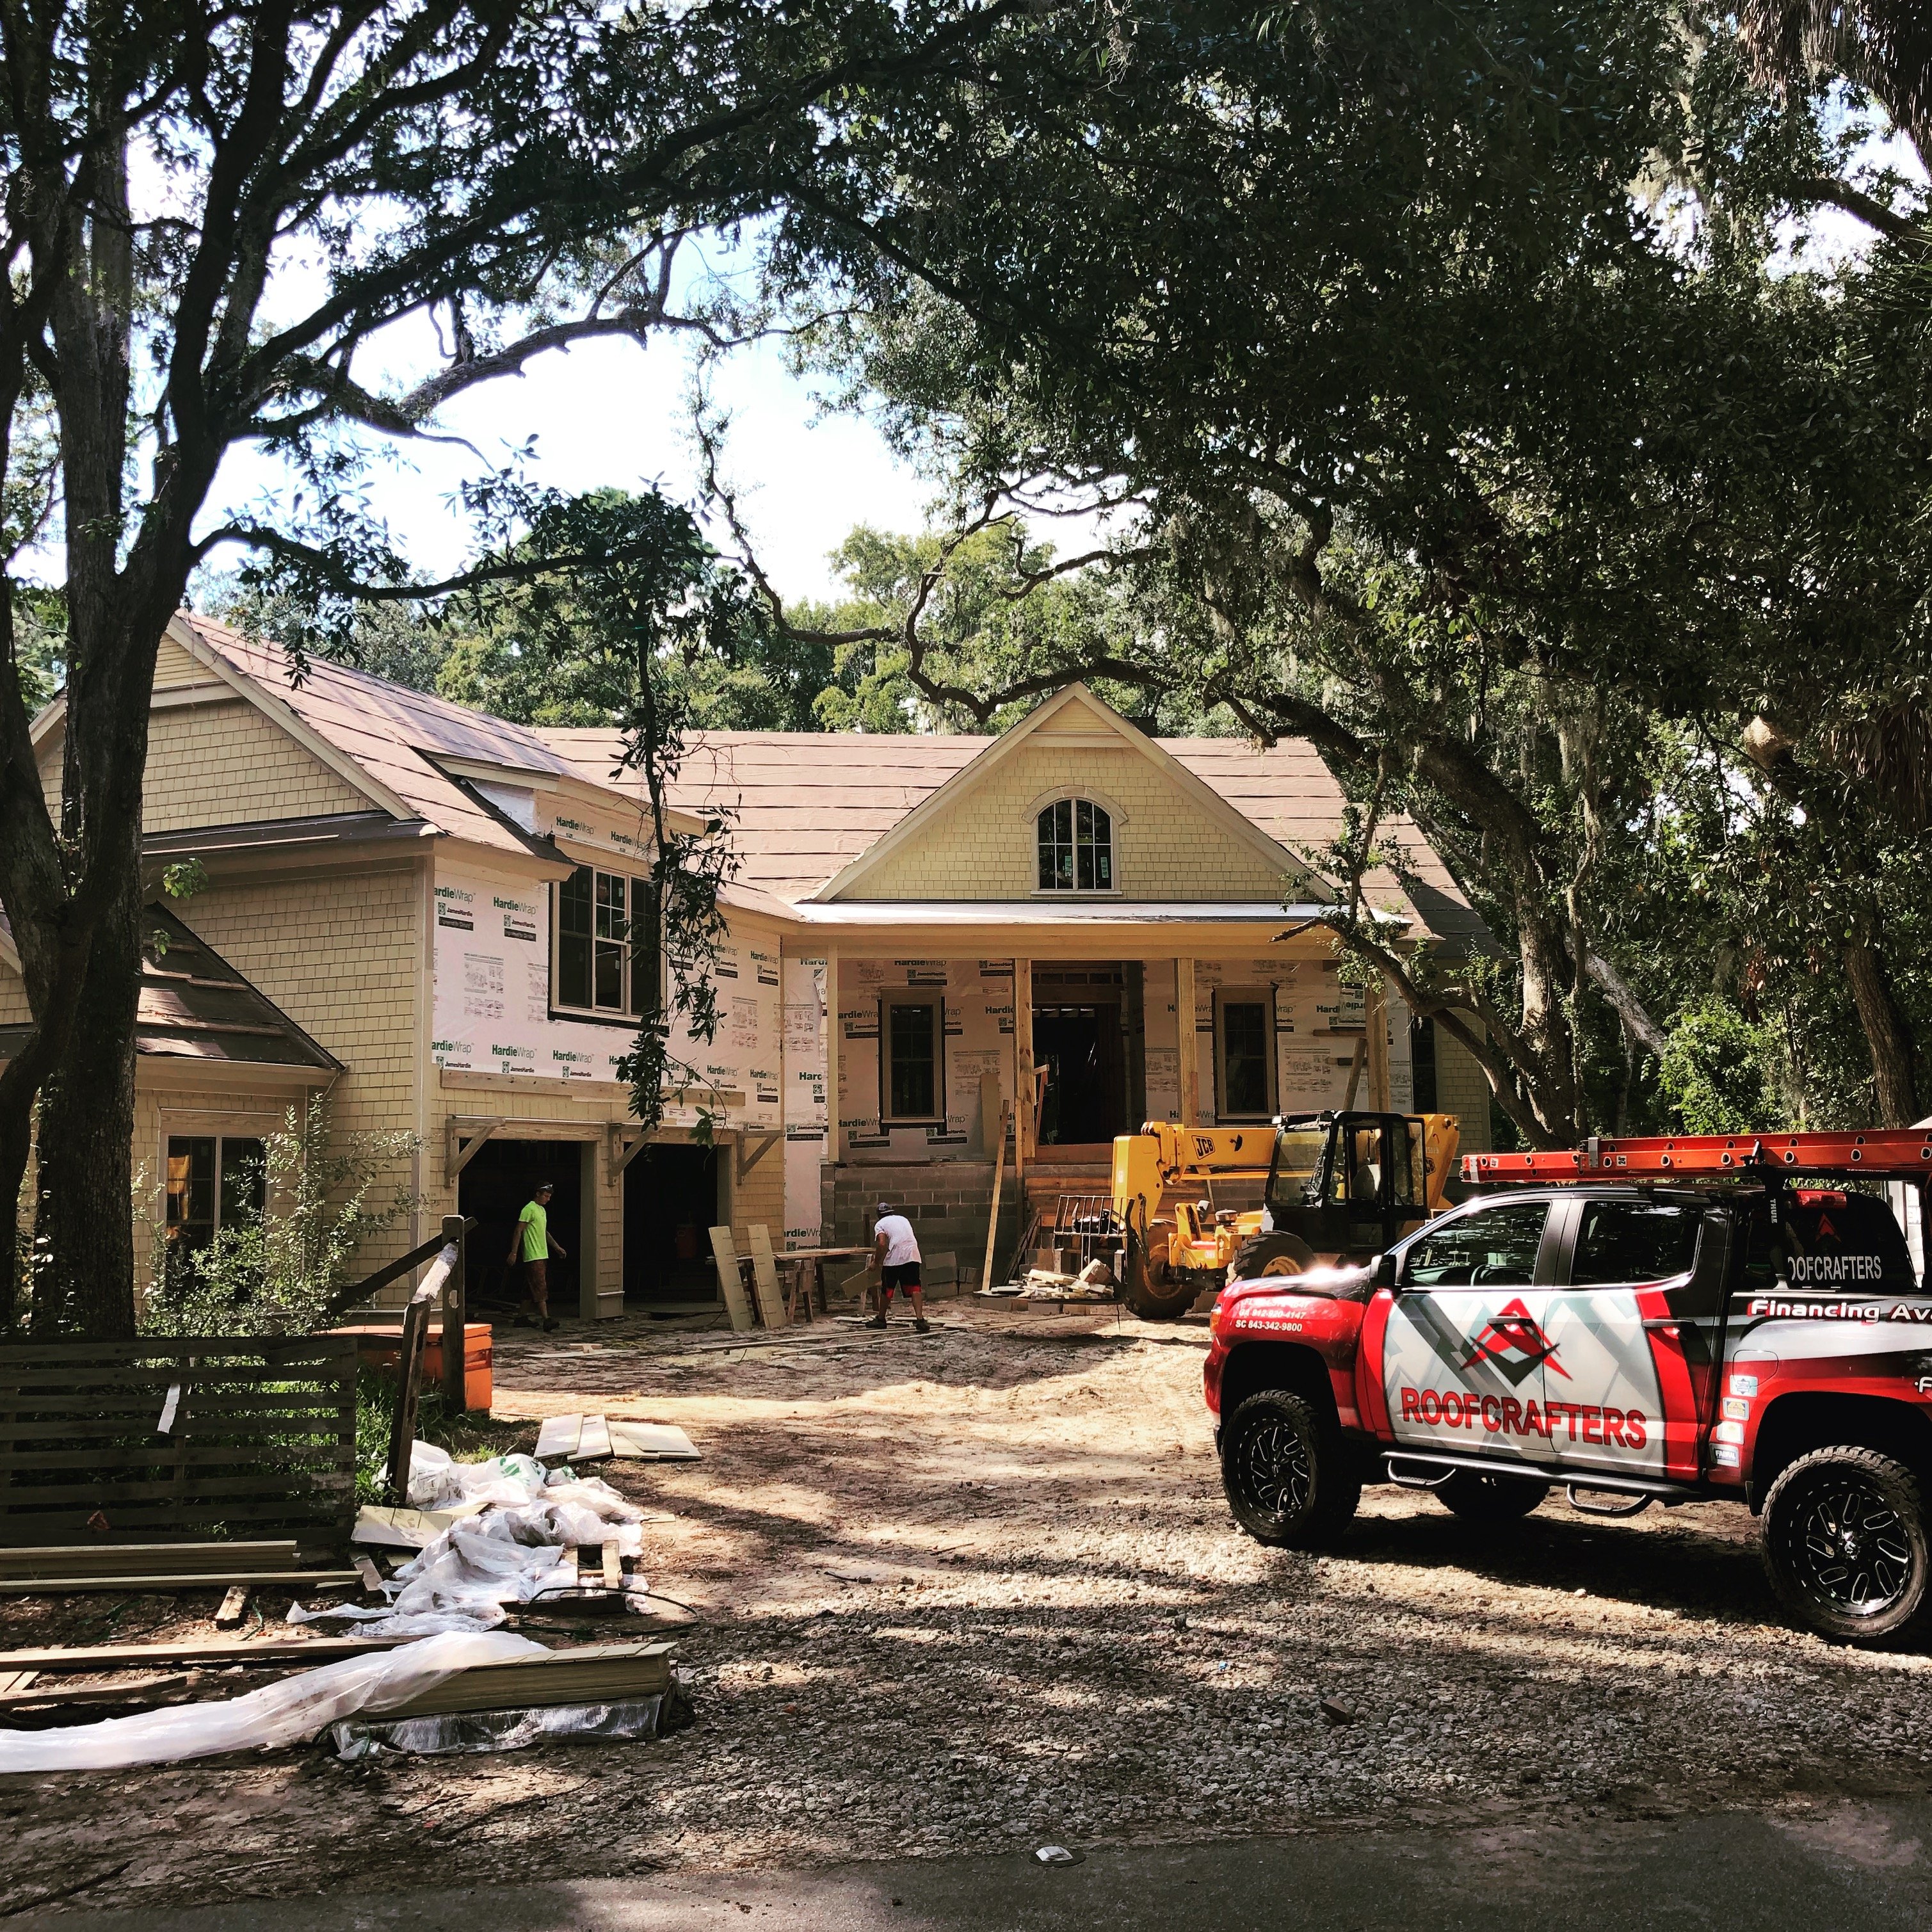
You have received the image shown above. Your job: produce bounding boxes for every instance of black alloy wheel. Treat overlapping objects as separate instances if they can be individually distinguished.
[1220,1389,1360,1549]
[1762,1446,1931,1645]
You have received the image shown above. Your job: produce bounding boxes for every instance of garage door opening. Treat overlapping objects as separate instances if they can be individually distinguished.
[460,1139,584,1319]
[624,1143,721,1305]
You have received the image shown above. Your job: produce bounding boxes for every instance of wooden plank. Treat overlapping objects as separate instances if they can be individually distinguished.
[0,1670,36,1695]
[574,1415,612,1461]
[385,1296,431,1502]
[377,1641,672,1719]
[600,1539,620,1590]
[353,1554,383,1593]
[0,1444,352,1476]
[745,1225,789,1331]
[0,1542,301,1579]
[606,1421,700,1461]
[0,1474,353,1508]
[0,1634,415,1673]
[533,1414,582,1461]
[0,1673,192,1709]
[982,1106,1011,1291]
[0,1570,360,1596]
[709,1227,754,1333]
[214,1586,251,1629]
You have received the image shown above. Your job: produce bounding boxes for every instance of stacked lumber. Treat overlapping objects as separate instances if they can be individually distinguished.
[0,1540,359,1595]
[369,1640,676,1719]
[535,1415,699,1461]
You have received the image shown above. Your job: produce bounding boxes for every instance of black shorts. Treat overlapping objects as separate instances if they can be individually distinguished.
[881,1261,922,1293]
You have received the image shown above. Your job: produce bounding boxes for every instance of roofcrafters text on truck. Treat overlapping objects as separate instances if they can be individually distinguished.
[1204,1131,1932,1645]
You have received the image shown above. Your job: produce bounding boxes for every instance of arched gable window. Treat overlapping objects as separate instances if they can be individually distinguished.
[1037,798,1114,891]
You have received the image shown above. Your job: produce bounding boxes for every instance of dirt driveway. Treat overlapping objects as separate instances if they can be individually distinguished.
[5,1301,1932,1917]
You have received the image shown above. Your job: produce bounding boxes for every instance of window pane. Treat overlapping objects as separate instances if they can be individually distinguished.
[1077,833,1095,891]
[558,868,593,1008]
[628,879,658,1016]
[220,1138,267,1228]
[1403,1203,1550,1287]
[1093,807,1113,889]
[1390,1122,1422,1207]
[595,871,625,940]
[165,1137,216,1248]
[1572,1200,1700,1286]
[887,1002,937,1118]
[1221,1001,1270,1115]
[559,867,593,935]
[595,938,625,1010]
[1037,808,1057,892]
[1344,1125,1385,1202]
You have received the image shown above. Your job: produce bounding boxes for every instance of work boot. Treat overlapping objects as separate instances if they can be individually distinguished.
[866,1314,887,1330]
[914,1317,931,1335]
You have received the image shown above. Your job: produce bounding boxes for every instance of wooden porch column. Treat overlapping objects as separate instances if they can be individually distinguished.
[1365,973,1392,1111]
[1175,957,1199,1126]
[1013,958,1034,1173]
[825,947,844,1163]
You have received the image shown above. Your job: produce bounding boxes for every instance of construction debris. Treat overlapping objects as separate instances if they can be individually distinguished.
[535,1414,700,1461]
[213,1586,252,1630]
[0,1635,415,1675]
[0,1541,360,1596]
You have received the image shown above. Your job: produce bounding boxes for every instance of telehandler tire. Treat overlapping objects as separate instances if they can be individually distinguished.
[1230,1230,1318,1283]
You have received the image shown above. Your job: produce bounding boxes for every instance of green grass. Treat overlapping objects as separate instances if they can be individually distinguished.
[353,1369,534,1503]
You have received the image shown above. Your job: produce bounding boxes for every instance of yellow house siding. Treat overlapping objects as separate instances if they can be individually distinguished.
[0,962,30,1025]
[140,700,374,830]
[181,864,424,1278]
[155,635,207,688]
[853,742,1293,902]
[1433,1024,1493,1154]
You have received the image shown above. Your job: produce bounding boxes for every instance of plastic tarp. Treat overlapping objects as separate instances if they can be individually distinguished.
[332,1693,672,1760]
[0,1630,546,1773]
[292,1444,652,1637]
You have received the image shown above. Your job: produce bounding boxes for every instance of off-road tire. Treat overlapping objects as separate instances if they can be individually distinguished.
[1435,1470,1549,1522]
[1220,1389,1361,1549]
[1762,1445,1931,1646]
[1120,1245,1199,1321]
[1230,1230,1318,1284]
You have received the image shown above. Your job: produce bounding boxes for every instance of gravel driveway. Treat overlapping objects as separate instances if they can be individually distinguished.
[4,1301,1932,1915]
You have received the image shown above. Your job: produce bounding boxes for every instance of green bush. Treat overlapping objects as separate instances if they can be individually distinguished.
[1659,998,1783,1134]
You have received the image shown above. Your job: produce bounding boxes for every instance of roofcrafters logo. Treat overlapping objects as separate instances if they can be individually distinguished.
[1457,1300,1571,1384]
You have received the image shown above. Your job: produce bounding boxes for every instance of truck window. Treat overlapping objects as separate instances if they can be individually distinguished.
[1570,1200,1700,1286]
[1402,1202,1549,1288]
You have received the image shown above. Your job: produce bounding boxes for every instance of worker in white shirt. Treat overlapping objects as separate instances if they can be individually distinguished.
[869,1200,930,1334]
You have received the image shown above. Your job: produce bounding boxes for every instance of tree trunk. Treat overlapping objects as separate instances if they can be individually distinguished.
[30,869,143,1336]
[1844,938,1921,1127]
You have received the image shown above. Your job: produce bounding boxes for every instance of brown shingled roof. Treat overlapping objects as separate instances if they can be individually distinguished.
[0,903,340,1072]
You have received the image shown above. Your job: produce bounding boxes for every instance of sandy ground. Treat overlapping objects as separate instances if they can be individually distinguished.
[4,1300,1932,1918]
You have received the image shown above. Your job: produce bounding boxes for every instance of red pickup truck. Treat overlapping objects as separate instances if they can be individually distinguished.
[1204,1132,1932,1645]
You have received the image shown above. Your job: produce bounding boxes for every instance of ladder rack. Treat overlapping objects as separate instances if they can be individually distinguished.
[1463,1129,1932,1186]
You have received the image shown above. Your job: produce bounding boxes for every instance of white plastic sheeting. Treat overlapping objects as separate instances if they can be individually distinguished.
[0,1630,545,1773]
[293,1444,651,1636]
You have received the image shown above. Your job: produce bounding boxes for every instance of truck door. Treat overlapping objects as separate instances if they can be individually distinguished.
[1536,1198,1700,1481]
[1382,1198,1565,1467]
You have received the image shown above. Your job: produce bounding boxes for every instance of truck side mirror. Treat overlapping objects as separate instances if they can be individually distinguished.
[1372,1251,1397,1289]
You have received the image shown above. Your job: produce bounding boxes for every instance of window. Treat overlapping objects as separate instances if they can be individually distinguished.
[1570,1200,1700,1286]
[1215,992,1275,1120]
[555,865,656,1017]
[1402,1202,1550,1288]
[881,999,944,1122]
[1037,798,1113,892]
[165,1134,266,1261]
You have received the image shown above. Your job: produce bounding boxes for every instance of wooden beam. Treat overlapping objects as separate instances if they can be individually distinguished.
[0,1635,417,1674]
[826,947,844,1163]
[606,1124,651,1185]
[1365,974,1392,1111]
[1013,958,1034,1169]
[445,1115,505,1185]
[1176,958,1200,1126]
[736,1131,780,1180]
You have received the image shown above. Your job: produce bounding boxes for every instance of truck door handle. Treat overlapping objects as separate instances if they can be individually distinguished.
[1642,1319,1680,1337]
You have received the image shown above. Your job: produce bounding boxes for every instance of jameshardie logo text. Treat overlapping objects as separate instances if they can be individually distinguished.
[1458,1300,1572,1384]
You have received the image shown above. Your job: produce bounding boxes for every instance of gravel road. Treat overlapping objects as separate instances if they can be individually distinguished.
[4,1301,1932,1917]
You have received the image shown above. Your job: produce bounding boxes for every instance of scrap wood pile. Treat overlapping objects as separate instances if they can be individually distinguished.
[0,1417,705,1771]
[982,1258,1120,1303]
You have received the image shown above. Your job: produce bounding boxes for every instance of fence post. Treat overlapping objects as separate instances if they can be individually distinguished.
[385,1295,430,1502]
[440,1213,468,1416]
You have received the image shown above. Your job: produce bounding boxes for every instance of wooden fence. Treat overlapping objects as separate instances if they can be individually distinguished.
[0,1337,357,1545]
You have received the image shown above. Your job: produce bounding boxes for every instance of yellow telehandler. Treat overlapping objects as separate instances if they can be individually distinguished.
[1110,1110,1461,1319]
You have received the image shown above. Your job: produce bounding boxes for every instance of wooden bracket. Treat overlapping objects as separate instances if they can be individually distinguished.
[736,1131,780,1180]
[445,1116,505,1186]
[607,1124,651,1185]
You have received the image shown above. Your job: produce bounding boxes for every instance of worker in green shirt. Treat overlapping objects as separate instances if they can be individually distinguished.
[508,1182,565,1331]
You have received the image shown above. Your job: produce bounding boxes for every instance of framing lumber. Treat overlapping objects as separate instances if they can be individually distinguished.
[0,1569,358,1597]
[376,1639,673,1719]
[445,1116,505,1186]
[0,1635,416,1674]
[736,1132,780,1180]
[606,1125,650,1185]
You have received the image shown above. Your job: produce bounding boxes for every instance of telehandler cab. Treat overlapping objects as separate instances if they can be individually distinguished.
[1111,1109,1461,1319]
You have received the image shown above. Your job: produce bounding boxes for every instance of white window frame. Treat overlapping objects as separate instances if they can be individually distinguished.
[1214,986,1278,1123]
[552,863,657,1024]
[879,996,946,1125]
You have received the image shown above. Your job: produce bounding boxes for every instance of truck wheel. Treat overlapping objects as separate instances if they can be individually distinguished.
[1220,1389,1360,1549]
[1230,1231,1317,1282]
[1435,1471,1549,1521]
[1762,1446,1931,1645]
